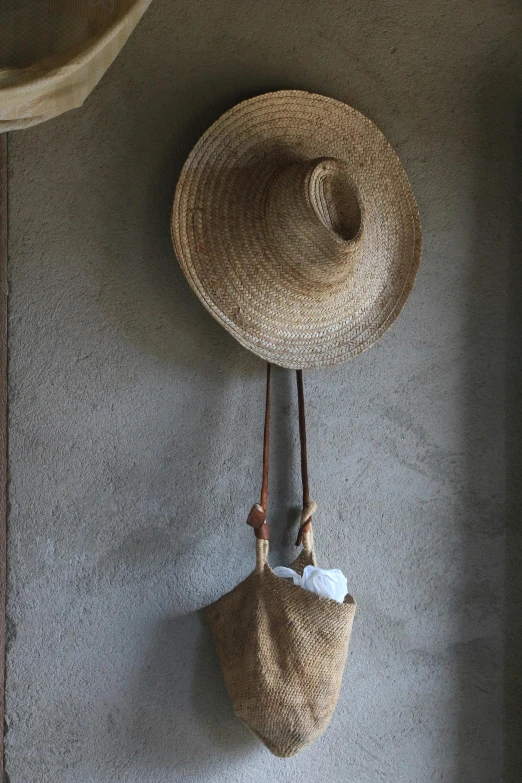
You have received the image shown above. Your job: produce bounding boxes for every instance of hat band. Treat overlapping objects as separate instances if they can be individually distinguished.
[264,157,363,288]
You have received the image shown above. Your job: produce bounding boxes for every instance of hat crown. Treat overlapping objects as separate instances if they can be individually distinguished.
[265,158,363,287]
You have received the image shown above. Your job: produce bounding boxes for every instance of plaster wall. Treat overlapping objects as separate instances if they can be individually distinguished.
[5,1,521,781]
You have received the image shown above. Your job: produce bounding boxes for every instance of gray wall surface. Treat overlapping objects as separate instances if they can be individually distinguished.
[5,1,521,781]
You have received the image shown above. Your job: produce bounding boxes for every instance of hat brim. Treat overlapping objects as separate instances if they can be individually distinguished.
[172,91,421,369]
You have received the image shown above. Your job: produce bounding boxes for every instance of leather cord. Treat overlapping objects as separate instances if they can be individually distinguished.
[261,362,271,512]
[295,369,314,546]
[247,363,271,539]
[247,364,315,545]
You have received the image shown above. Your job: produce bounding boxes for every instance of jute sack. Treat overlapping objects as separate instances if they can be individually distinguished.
[205,367,356,757]
[0,0,153,132]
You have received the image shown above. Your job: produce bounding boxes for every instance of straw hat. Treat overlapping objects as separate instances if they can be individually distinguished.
[171,90,421,369]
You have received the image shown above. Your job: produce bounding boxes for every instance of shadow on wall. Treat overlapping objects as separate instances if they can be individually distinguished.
[126,612,259,774]
[89,81,301,372]
[505,85,522,781]
[463,69,521,782]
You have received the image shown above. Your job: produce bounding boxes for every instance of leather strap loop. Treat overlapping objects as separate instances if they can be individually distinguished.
[246,503,269,539]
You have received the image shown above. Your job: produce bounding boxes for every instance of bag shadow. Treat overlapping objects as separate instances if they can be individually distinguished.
[127,610,258,774]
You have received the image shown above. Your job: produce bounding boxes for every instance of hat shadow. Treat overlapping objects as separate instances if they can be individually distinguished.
[78,78,325,371]
[77,83,296,371]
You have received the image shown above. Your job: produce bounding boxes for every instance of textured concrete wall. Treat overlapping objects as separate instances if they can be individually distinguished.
[5,1,521,781]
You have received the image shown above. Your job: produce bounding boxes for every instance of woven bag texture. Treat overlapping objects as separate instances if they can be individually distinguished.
[205,536,356,757]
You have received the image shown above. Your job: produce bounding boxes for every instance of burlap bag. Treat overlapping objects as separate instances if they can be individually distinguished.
[0,0,153,132]
[205,367,356,757]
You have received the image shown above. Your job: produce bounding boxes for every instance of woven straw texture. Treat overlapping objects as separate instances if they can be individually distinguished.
[0,0,152,132]
[205,533,356,758]
[172,90,422,369]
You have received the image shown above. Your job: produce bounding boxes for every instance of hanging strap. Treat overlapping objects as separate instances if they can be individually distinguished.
[247,364,316,546]
[246,363,271,540]
[295,369,317,546]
